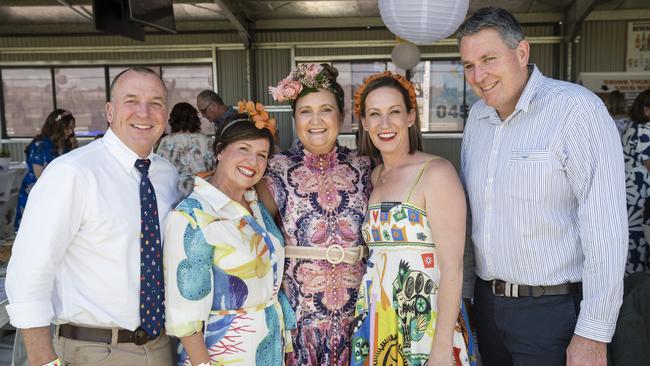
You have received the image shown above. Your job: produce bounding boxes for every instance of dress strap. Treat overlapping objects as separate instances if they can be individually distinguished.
[405,158,439,203]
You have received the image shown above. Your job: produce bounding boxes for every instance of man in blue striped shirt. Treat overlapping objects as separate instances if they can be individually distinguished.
[458,7,627,366]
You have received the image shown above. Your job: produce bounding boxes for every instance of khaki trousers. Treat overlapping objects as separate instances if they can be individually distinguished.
[52,329,174,366]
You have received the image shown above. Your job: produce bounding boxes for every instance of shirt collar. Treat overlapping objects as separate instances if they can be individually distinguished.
[478,64,544,122]
[102,128,155,173]
[192,175,258,215]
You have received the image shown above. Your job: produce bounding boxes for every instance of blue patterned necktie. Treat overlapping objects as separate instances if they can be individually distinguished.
[135,159,164,337]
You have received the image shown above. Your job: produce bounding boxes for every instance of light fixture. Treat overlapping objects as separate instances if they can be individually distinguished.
[379,0,469,45]
[391,41,421,70]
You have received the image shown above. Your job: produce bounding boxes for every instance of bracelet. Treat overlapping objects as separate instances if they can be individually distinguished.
[42,359,62,366]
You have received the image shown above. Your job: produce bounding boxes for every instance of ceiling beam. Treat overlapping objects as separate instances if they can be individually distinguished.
[213,0,252,48]
[564,0,599,41]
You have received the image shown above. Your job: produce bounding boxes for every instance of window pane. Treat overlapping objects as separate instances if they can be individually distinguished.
[54,67,107,137]
[161,65,213,135]
[412,61,466,132]
[2,68,54,137]
[333,62,405,133]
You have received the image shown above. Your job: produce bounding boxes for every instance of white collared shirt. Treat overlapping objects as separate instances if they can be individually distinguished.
[461,65,627,342]
[6,128,182,330]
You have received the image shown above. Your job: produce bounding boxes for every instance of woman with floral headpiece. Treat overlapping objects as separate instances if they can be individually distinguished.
[163,101,295,366]
[15,108,77,231]
[258,64,372,365]
[350,72,474,366]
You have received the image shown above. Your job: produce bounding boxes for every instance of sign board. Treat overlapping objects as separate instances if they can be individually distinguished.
[627,20,650,72]
[578,72,650,93]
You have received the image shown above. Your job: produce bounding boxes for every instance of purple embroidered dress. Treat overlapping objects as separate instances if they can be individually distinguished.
[264,142,371,366]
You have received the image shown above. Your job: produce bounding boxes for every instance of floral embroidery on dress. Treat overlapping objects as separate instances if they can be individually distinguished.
[265,142,371,366]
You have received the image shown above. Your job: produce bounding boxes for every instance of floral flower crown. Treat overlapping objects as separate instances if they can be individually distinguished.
[220,99,276,135]
[353,71,418,120]
[269,63,334,103]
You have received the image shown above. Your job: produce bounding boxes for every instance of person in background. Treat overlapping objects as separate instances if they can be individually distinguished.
[606,90,630,137]
[258,63,372,366]
[351,71,474,366]
[14,108,77,231]
[156,102,214,196]
[196,90,236,130]
[6,66,182,366]
[164,102,295,365]
[458,7,626,366]
[622,89,650,274]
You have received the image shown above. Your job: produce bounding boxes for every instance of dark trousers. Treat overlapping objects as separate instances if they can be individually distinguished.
[473,277,581,366]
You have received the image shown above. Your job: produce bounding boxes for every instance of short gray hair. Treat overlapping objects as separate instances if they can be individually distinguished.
[109,66,167,102]
[197,89,224,106]
[456,7,524,49]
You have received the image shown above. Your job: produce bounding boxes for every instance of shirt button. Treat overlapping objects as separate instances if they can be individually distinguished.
[485,234,491,239]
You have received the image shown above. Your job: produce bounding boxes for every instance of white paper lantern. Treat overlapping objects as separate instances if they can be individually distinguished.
[379,0,469,45]
[391,42,421,70]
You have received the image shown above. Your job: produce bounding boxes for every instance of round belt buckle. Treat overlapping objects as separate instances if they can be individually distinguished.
[325,244,345,265]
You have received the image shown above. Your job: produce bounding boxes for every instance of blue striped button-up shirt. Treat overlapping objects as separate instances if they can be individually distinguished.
[461,65,627,342]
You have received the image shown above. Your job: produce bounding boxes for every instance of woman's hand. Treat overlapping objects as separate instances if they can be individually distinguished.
[427,345,456,366]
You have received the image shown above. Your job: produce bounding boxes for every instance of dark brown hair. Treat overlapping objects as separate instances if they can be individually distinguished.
[29,108,75,154]
[291,64,345,115]
[357,76,422,158]
[169,102,201,133]
[606,90,626,117]
[629,89,650,124]
[213,113,275,162]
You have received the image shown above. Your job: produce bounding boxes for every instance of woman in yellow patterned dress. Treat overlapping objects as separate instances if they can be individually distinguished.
[350,72,475,366]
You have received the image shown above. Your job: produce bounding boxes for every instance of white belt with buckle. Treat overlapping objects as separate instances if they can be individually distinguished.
[284,244,368,265]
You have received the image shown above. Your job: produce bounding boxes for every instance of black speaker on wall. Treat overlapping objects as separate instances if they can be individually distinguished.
[92,0,176,41]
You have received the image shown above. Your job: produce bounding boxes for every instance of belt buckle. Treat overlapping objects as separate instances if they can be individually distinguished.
[491,280,505,297]
[492,280,519,298]
[325,244,345,265]
[133,327,150,346]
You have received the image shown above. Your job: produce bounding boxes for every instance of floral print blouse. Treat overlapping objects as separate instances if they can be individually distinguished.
[156,132,214,195]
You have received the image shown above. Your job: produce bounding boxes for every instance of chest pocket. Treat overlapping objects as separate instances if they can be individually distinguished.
[506,150,553,202]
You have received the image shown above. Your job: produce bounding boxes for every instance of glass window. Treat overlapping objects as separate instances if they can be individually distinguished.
[1,68,54,137]
[411,60,474,132]
[333,62,404,133]
[161,65,214,135]
[54,67,108,137]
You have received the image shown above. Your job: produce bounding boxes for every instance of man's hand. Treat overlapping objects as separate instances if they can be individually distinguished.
[21,327,58,366]
[566,334,606,366]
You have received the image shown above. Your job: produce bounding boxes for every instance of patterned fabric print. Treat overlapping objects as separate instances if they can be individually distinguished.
[351,202,474,366]
[156,132,214,196]
[264,142,372,366]
[135,159,164,337]
[164,177,291,365]
[622,123,650,274]
[15,137,66,231]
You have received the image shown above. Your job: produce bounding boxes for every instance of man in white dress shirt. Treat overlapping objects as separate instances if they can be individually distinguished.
[458,7,627,366]
[6,67,182,366]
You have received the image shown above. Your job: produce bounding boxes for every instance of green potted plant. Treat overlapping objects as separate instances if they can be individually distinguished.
[0,147,10,169]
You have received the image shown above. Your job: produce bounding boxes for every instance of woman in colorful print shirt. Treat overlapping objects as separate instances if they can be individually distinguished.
[164,103,295,366]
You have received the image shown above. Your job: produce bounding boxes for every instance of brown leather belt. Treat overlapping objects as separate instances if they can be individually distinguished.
[58,324,156,346]
[490,279,582,298]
